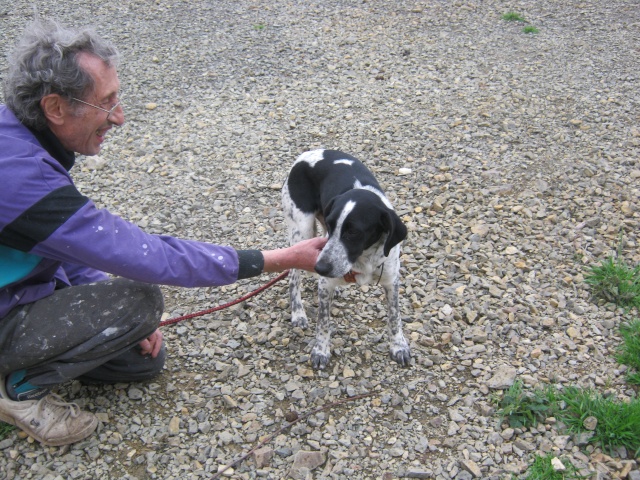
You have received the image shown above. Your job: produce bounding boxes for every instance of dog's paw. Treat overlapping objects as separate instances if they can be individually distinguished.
[290,312,309,329]
[310,346,331,370]
[390,343,411,367]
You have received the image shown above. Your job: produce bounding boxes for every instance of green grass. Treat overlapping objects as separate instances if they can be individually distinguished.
[552,386,640,456]
[494,381,640,457]
[0,422,15,441]
[502,11,540,35]
[584,255,640,308]
[616,319,640,384]
[502,11,526,22]
[493,380,553,428]
[525,454,585,480]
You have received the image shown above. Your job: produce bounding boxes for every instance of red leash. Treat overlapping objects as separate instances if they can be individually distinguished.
[159,270,290,327]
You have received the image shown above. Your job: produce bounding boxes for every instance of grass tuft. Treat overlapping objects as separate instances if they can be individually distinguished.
[0,422,15,441]
[495,381,640,457]
[552,386,640,456]
[584,255,640,308]
[525,454,585,480]
[493,380,553,428]
[616,319,640,384]
[502,11,540,34]
[502,11,526,22]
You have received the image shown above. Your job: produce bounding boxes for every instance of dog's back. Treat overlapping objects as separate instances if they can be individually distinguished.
[286,149,383,215]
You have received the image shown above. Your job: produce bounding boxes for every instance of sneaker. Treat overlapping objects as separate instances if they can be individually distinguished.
[0,375,98,446]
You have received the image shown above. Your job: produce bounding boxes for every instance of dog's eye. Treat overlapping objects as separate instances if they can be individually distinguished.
[342,227,361,240]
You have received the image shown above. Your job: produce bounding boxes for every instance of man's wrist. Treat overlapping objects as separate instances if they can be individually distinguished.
[236,249,264,279]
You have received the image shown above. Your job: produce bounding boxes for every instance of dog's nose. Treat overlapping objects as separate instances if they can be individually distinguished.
[315,261,332,277]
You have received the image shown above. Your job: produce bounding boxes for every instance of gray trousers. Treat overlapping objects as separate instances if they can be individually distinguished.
[0,278,166,388]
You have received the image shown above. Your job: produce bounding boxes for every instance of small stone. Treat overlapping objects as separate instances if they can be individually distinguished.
[514,438,536,451]
[289,450,326,477]
[566,326,579,338]
[216,465,234,477]
[84,155,109,170]
[253,447,274,468]
[127,387,144,400]
[628,471,640,480]
[404,470,431,479]
[541,318,555,328]
[470,224,489,236]
[460,459,483,478]
[222,395,237,408]
[297,367,315,378]
[501,428,515,440]
[621,201,635,216]
[168,417,180,436]
[95,412,110,423]
[530,348,543,358]
[574,431,594,446]
[550,457,565,471]
[487,365,517,389]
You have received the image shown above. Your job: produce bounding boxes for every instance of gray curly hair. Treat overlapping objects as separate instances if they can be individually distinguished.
[3,20,119,130]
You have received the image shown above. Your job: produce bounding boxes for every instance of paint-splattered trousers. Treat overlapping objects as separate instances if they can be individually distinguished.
[0,278,166,388]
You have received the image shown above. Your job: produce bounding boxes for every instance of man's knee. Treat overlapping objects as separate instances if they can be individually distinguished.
[110,279,164,332]
[134,282,164,324]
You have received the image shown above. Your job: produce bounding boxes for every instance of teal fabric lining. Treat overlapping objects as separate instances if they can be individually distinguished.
[0,244,42,288]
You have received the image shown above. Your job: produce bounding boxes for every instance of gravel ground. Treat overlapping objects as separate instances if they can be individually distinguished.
[1,1,640,479]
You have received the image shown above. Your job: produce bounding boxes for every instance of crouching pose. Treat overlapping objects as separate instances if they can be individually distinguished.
[0,20,325,446]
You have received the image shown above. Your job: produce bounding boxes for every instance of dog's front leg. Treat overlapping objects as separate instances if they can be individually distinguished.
[284,201,316,329]
[311,276,335,369]
[288,269,308,328]
[384,278,411,366]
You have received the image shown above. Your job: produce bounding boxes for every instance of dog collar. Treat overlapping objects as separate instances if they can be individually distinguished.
[343,263,385,285]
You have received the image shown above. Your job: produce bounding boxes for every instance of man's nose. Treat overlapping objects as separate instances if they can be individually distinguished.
[109,104,125,126]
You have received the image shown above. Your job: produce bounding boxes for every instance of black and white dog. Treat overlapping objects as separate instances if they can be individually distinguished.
[282,149,410,369]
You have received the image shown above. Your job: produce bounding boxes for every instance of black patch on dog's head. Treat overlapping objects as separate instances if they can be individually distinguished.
[324,190,407,263]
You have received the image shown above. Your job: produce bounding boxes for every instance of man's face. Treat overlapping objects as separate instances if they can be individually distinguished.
[47,52,124,156]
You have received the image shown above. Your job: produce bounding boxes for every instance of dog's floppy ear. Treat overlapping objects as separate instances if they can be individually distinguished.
[323,197,337,218]
[381,208,408,256]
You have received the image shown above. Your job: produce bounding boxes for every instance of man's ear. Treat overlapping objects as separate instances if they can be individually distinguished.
[40,94,66,126]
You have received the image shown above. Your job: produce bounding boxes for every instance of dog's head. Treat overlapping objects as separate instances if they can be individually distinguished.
[315,190,407,278]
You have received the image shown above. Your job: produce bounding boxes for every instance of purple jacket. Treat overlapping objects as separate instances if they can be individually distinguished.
[0,105,262,318]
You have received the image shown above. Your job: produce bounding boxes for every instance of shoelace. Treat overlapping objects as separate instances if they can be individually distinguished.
[33,394,81,434]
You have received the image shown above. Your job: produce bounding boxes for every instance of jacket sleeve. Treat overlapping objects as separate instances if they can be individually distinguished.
[31,200,244,287]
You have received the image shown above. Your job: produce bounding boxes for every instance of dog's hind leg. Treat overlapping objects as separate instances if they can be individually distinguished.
[383,278,411,366]
[311,276,336,369]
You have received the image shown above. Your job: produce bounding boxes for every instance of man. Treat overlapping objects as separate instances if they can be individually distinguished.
[0,20,325,447]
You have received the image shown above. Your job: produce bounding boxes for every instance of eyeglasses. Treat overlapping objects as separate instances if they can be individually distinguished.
[71,96,122,120]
